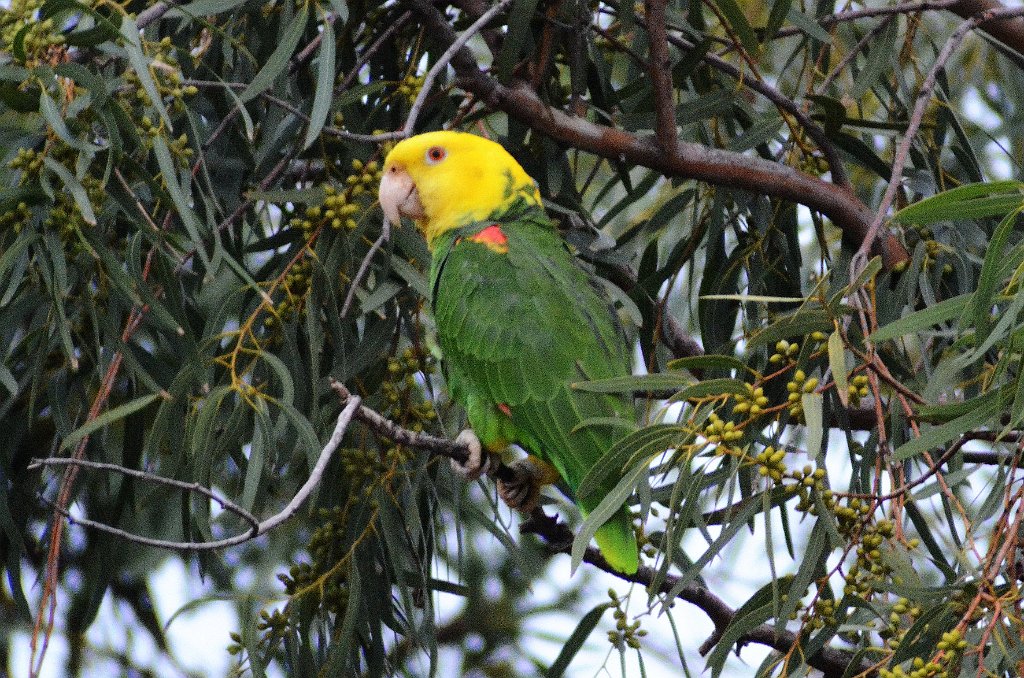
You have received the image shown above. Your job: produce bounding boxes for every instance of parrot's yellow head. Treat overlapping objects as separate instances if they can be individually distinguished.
[379,131,542,247]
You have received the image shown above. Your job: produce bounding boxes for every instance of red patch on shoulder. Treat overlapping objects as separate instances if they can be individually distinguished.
[468,224,509,251]
[497,403,512,417]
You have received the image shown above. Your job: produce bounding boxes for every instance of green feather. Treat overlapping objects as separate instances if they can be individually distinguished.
[430,203,639,574]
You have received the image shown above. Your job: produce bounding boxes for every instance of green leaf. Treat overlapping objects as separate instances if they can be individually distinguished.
[39,87,98,154]
[240,4,309,104]
[671,378,749,401]
[700,294,805,303]
[850,256,883,292]
[765,0,793,44]
[968,206,1021,346]
[828,330,849,407]
[713,0,759,54]
[802,392,823,455]
[571,458,647,573]
[571,372,691,394]
[705,582,775,676]
[151,133,212,270]
[570,417,637,434]
[0,364,18,396]
[494,0,540,79]
[119,15,172,128]
[894,390,1005,460]
[851,20,897,99]
[869,294,968,342]
[61,393,162,451]
[577,424,685,503]
[785,8,832,43]
[914,384,1009,423]
[775,519,829,635]
[545,603,611,677]
[302,14,335,150]
[892,181,1024,224]
[746,310,833,351]
[42,157,97,226]
[168,0,249,18]
[667,354,754,376]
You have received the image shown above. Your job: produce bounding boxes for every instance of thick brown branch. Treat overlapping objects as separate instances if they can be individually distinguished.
[644,0,678,155]
[405,0,909,270]
[519,511,868,677]
[950,0,1024,58]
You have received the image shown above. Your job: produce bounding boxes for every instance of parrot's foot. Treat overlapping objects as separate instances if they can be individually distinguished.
[497,456,560,513]
[451,429,501,481]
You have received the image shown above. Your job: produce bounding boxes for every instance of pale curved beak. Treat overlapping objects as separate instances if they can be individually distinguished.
[379,164,425,226]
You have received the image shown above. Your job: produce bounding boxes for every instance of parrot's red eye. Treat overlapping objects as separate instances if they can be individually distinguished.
[425,146,447,164]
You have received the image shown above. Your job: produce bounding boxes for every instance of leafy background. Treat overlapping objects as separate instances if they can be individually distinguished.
[3,0,1024,675]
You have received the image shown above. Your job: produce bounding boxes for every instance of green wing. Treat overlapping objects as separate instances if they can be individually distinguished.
[430,209,639,573]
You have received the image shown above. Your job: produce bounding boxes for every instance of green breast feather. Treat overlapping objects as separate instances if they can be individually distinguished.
[429,206,640,574]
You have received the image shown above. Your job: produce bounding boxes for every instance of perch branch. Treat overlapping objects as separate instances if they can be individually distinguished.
[330,380,520,484]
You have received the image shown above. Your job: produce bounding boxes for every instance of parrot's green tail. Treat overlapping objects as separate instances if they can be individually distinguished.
[593,508,639,574]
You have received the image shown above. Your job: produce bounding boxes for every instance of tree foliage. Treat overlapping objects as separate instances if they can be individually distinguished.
[3,0,1024,676]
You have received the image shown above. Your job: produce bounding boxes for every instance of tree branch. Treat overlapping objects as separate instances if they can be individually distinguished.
[851,5,1024,279]
[330,380,520,484]
[405,0,909,270]
[950,0,1024,59]
[666,32,851,188]
[644,0,677,156]
[29,397,362,551]
[519,511,869,678]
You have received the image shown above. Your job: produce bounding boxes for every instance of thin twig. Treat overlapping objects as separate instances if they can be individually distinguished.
[340,219,390,319]
[519,511,866,677]
[666,33,850,188]
[772,0,962,40]
[31,398,361,552]
[29,457,261,536]
[402,0,513,138]
[851,5,1024,280]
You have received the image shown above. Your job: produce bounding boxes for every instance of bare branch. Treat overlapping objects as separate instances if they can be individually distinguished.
[29,457,260,535]
[340,220,390,319]
[31,397,362,552]
[851,5,1024,279]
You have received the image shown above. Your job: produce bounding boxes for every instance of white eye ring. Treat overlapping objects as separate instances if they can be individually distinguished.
[425,146,447,164]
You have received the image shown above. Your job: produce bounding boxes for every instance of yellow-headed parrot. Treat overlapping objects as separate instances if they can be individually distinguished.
[379,131,639,574]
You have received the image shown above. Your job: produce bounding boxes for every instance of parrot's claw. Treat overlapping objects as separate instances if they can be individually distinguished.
[451,429,500,481]
[497,458,543,512]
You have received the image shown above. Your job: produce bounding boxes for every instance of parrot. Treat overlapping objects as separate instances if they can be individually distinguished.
[378,130,639,574]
